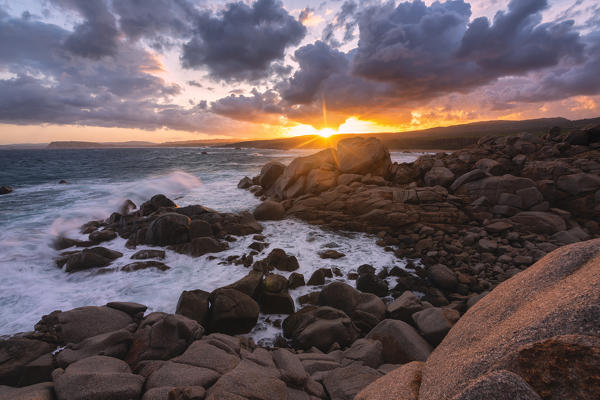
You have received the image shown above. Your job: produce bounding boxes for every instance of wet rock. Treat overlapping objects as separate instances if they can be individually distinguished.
[35,306,133,345]
[131,249,166,260]
[88,229,117,244]
[366,320,432,364]
[356,272,389,297]
[264,248,300,272]
[288,272,305,289]
[318,249,345,259]
[323,364,382,400]
[238,176,252,189]
[106,302,147,316]
[0,186,12,195]
[176,289,210,326]
[145,213,190,246]
[189,220,213,239]
[307,268,332,285]
[140,194,177,216]
[57,247,123,272]
[0,337,54,387]
[253,200,285,221]
[259,161,286,190]
[226,270,263,298]
[52,356,144,400]
[208,288,259,335]
[121,261,170,272]
[175,237,228,257]
[283,306,360,351]
[260,274,295,315]
[126,313,203,366]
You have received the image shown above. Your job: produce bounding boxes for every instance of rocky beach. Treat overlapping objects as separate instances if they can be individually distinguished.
[2,125,600,400]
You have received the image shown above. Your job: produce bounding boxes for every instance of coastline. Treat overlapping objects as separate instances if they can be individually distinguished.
[1,125,600,399]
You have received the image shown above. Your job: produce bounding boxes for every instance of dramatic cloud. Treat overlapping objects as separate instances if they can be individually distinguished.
[352,0,582,99]
[181,0,306,81]
[51,0,120,59]
[211,89,283,123]
[321,0,358,46]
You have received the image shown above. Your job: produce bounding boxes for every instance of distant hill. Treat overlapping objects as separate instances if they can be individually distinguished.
[223,117,600,151]
[46,139,240,149]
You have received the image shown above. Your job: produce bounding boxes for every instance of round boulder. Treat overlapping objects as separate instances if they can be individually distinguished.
[145,213,190,246]
[208,288,259,335]
[253,200,285,221]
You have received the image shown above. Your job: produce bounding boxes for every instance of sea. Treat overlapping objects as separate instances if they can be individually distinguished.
[0,147,424,344]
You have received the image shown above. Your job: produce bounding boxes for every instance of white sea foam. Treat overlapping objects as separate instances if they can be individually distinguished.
[0,149,420,342]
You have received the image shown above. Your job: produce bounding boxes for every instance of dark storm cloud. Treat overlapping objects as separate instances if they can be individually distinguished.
[181,0,306,81]
[351,0,583,99]
[0,10,232,133]
[211,89,283,123]
[51,0,120,59]
[322,1,358,46]
[111,0,196,41]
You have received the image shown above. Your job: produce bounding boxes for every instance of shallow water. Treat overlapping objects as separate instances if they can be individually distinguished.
[0,147,424,341]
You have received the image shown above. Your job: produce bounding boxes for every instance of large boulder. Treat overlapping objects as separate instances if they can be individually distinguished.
[263,248,300,272]
[52,356,144,400]
[456,175,537,204]
[355,361,424,400]
[272,148,337,199]
[556,173,600,195]
[0,382,55,400]
[57,247,123,273]
[56,329,133,368]
[139,194,176,216]
[145,213,190,245]
[0,338,54,387]
[208,288,259,335]
[424,167,455,187]
[510,211,567,234]
[207,359,287,400]
[253,200,285,221]
[318,282,386,333]
[306,169,338,193]
[337,137,391,176]
[418,239,600,400]
[259,161,285,190]
[366,320,432,364]
[387,291,425,322]
[322,364,382,400]
[283,306,360,351]
[175,289,210,326]
[34,306,134,345]
[125,313,203,367]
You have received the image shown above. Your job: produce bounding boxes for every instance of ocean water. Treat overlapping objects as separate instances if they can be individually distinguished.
[0,147,424,342]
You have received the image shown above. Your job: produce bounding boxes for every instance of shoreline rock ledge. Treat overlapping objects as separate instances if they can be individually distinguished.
[1,239,599,399]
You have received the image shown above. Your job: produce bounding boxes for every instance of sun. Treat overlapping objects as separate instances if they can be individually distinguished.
[316,128,337,138]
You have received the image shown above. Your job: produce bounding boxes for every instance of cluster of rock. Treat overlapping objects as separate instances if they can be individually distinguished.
[53,194,263,273]
[241,127,600,306]
[3,238,599,399]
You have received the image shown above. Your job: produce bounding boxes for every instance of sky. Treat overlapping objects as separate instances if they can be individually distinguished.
[0,0,599,144]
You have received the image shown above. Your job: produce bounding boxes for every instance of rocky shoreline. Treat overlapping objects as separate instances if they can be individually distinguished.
[1,125,599,399]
